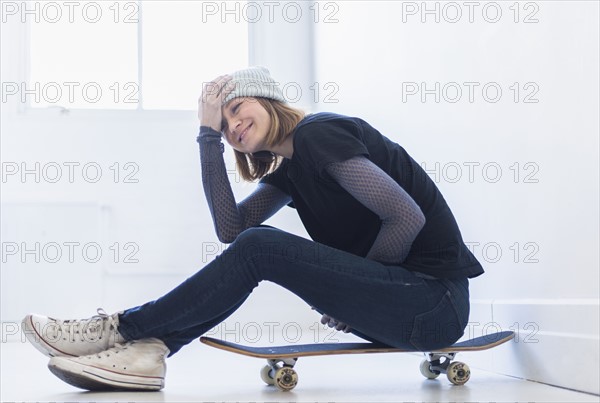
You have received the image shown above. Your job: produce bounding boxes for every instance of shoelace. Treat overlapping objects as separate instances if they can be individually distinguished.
[51,308,118,343]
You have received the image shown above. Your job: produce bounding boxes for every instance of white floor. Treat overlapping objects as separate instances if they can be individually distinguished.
[2,338,599,403]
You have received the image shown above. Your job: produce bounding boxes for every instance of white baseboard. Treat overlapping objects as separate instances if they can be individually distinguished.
[467,299,599,395]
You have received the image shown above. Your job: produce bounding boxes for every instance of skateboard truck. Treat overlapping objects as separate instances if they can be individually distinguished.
[420,352,470,385]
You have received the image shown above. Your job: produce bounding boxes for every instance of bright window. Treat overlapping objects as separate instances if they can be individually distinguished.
[28,1,248,110]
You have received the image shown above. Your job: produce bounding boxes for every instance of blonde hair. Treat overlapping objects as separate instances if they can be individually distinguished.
[233,98,305,182]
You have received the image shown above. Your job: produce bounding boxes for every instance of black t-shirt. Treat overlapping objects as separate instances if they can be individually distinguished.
[259,112,484,279]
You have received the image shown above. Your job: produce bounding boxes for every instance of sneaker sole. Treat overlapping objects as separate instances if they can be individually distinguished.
[48,357,164,391]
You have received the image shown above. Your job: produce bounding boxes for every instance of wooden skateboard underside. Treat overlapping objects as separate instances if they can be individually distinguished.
[199,331,515,390]
[200,330,515,358]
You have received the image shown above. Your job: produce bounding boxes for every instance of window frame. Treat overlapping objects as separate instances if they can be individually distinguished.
[12,0,316,120]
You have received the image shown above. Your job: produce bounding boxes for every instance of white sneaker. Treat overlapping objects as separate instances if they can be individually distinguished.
[22,308,126,357]
[48,338,169,391]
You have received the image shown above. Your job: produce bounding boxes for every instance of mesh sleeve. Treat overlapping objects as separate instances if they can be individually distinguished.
[197,126,292,243]
[325,156,426,264]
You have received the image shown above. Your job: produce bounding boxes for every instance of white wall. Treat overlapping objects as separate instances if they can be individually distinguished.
[1,0,598,395]
[313,1,599,394]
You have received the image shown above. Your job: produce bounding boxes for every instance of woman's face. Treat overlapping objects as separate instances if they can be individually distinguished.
[221,97,271,154]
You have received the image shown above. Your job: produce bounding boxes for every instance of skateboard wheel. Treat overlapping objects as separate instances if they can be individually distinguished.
[260,365,276,386]
[446,361,470,385]
[274,367,298,391]
[419,359,440,379]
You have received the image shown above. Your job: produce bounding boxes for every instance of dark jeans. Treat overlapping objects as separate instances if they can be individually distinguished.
[117,226,470,356]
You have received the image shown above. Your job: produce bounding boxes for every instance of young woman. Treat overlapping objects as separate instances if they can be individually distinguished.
[22,66,484,391]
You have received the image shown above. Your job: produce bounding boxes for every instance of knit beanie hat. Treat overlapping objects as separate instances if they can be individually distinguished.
[222,66,286,105]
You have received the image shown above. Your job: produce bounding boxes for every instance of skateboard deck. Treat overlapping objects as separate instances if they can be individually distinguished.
[200,330,514,390]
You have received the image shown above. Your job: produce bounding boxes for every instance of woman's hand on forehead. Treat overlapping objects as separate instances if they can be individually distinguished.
[198,75,234,132]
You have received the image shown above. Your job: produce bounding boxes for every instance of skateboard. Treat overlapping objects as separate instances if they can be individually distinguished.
[200,330,515,391]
